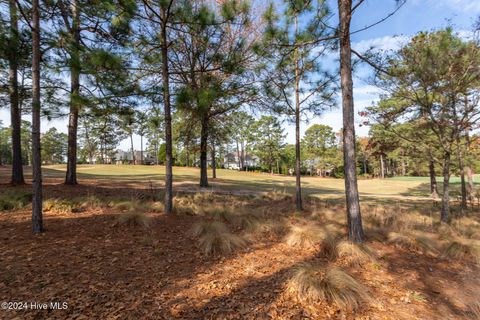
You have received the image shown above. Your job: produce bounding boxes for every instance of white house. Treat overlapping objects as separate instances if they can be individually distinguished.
[115,150,155,165]
[223,153,258,170]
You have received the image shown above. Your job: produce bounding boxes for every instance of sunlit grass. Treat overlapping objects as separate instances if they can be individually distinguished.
[40,164,477,199]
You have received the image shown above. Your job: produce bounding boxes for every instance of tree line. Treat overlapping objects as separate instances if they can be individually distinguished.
[8,0,478,245]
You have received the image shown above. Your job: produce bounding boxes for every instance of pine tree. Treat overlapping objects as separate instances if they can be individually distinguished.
[31,0,43,233]
[371,29,480,222]
[172,0,257,188]
[44,0,136,184]
[257,0,336,211]
[7,0,25,185]
[338,0,364,242]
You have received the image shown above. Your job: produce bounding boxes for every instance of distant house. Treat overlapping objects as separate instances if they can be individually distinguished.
[191,152,258,170]
[115,150,155,165]
[223,153,258,170]
[303,157,333,176]
[193,154,214,167]
[87,152,114,164]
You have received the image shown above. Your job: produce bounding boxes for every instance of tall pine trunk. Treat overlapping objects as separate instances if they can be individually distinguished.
[294,14,303,212]
[9,0,25,185]
[65,0,80,185]
[199,115,208,187]
[236,140,241,169]
[379,154,385,179]
[211,140,216,179]
[466,114,474,203]
[456,138,467,209]
[161,8,173,214]
[31,0,43,233]
[429,159,439,198]
[338,0,364,243]
[440,151,451,223]
[467,166,474,202]
[240,141,245,169]
[140,135,143,164]
[130,133,135,164]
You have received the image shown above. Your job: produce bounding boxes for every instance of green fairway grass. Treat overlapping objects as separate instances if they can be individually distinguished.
[39,164,476,201]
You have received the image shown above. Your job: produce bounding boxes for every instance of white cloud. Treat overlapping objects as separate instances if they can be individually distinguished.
[352,35,410,53]
[431,0,480,12]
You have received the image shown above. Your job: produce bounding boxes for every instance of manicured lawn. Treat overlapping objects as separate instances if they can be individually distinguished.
[40,164,458,199]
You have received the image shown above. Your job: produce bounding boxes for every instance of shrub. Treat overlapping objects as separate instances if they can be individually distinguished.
[202,205,234,222]
[79,194,104,208]
[259,190,293,202]
[149,201,164,213]
[190,220,229,237]
[112,199,163,214]
[0,192,31,211]
[252,218,289,237]
[335,240,376,266]
[285,225,334,249]
[190,220,247,255]
[117,211,151,228]
[287,263,370,311]
[173,196,197,215]
[364,227,389,242]
[388,232,439,255]
[231,213,258,231]
[442,240,480,263]
[193,192,215,203]
[113,200,138,212]
[43,198,80,214]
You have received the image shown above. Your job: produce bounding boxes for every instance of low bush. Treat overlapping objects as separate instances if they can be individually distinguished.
[117,211,151,228]
[0,192,31,211]
[287,263,370,311]
[335,240,376,266]
[285,225,335,249]
[190,220,247,255]
[43,198,81,214]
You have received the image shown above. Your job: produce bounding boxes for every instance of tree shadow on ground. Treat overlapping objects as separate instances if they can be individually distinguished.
[378,245,478,319]
[0,210,282,319]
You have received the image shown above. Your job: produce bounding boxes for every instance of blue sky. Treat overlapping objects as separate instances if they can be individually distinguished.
[1,0,479,150]
[283,0,480,144]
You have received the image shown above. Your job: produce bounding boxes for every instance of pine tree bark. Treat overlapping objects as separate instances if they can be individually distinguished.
[294,14,303,212]
[440,151,451,223]
[429,159,439,198]
[465,114,474,202]
[65,0,80,185]
[338,0,364,243]
[9,0,25,185]
[380,154,385,179]
[467,166,474,202]
[240,141,245,169]
[456,137,467,209]
[211,140,216,179]
[199,115,209,187]
[31,0,43,233]
[130,133,135,164]
[160,5,173,214]
[140,135,144,164]
[236,140,241,169]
